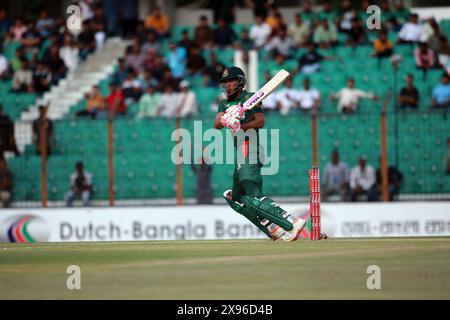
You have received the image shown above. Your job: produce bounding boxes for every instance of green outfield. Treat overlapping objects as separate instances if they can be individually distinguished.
[0,238,449,300]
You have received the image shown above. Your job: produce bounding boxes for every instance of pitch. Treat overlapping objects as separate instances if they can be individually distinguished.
[1,238,449,300]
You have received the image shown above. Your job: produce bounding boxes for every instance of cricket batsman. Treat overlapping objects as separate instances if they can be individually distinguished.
[214,66,306,241]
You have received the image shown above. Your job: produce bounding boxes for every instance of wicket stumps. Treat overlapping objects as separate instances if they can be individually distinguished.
[309,166,321,240]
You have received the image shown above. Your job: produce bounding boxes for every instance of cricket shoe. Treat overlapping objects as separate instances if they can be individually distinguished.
[281,217,307,242]
[269,224,287,241]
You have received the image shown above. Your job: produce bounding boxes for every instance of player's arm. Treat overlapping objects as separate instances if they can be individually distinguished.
[214,112,225,129]
[241,112,265,131]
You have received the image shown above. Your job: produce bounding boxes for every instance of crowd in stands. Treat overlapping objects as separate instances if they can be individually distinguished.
[323,149,403,202]
[76,0,449,121]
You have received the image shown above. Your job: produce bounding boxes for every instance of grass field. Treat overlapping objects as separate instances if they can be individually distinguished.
[1,238,449,300]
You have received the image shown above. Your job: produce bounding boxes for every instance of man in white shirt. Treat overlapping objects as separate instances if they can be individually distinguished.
[275,77,301,115]
[157,85,179,118]
[249,14,272,48]
[398,13,423,43]
[59,34,79,72]
[331,78,377,113]
[177,80,198,117]
[262,89,280,113]
[65,161,93,207]
[297,77,320,111]
[350,156,377,202]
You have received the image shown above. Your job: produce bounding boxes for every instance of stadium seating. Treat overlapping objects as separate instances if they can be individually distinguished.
[4,21,450,203]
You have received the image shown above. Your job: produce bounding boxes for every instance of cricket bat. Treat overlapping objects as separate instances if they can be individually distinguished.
[242,69,290,110]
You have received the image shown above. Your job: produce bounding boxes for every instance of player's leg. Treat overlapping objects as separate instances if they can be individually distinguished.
[240,180,307,241]
[223,171,274,239]
[223,189,274,239]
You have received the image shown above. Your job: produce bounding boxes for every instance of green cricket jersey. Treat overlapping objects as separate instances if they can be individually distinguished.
[217,90,264,184]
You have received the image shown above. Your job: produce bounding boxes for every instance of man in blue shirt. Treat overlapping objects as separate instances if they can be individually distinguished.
[432,73,450,109]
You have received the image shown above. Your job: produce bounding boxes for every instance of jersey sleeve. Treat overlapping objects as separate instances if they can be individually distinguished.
[217,100,226,113]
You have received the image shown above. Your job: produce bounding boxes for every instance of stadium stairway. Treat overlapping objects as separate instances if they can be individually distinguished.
[13,37,129,154]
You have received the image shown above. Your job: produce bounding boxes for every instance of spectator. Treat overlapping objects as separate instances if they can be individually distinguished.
[186,45,206,76]
[338,0,356,33]
[122,71,142,104]
[0,10,12,40]
[265,26,294,58]
[194,15,214,48]
[331,78,377,113]
[296,42,325,75]
[44,44,67,86]
[157,69,179,92]
[398,74,419,110]
[10,46,25,72]
[32,105,54,156]
[176,81,198,117]
[236,28,254,52]
[145,6,170,38]
[167,42,187,79]
[20,20,41,58]
[297,77,321,111]
[12,60,33,92]
[300,0,315,23]
[213,18,237,48]
[288,13,310,48]
[375,160,403,201]
[266,6,284,32]
[112,58,128,85]
[0,106,19,157]
[191,154,213,204]
[78,20,96,61]
[422,18,441,50]
[323,149,350,201]
[77,85,105,118]
[414,42,434,79]
[432,73,450,109]
[119,0,138,38]
[274,77,301,115]
[124,41,145,74]
[33,60,51,93]
[9,18,27,41]
[350,156,377,202]
[65,161,93,207]
[157,85,179,118]
[91,5,107,49]
[346,17,366,47]
[177,29,195,51]
[137,85,160,119]
[36,10,54,38]
[320,0,338,22]
[249,14,272,48]
[59,34,79,73]
[141,31,161,54]
[372,30,393,59]
[138,69,158,89]
[106,84,126,116]
[313,19,338,50]
[398,13,422,44]
[436,36,450,68]
[0,157,12,208]
[393,1,411,25]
